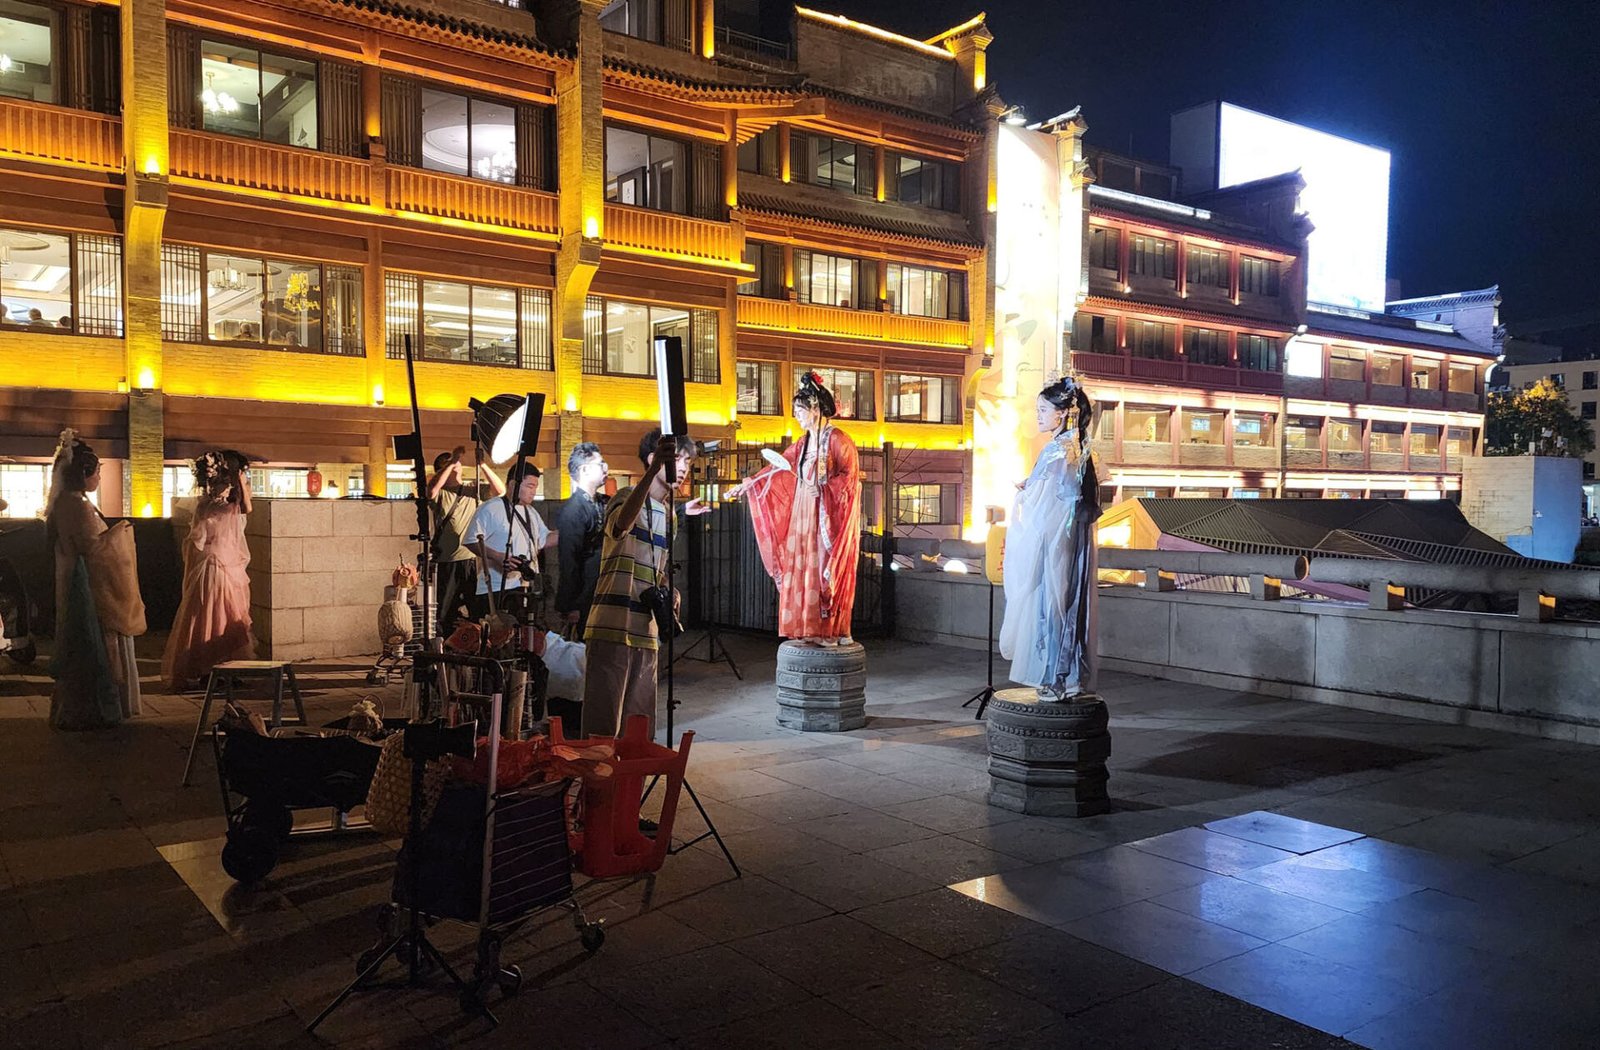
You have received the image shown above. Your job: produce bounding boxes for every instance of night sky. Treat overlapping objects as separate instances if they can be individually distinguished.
[822,0,1600,327]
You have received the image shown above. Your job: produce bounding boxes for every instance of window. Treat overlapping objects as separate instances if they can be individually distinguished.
[739,241,784,298]
[1449,364,1478,394]
[1187,246,1229,288]
[1183,327,1229,366]
[1127,320,1176,360]
[1585,371,1598,391]
[1130,235,1177,280]
[892,153,959,210]
[796,250,874,310]
[1551,372,1566,389]
[737,127,779,177]
[1371,353,1404,386]
[1237,333,1279,372]
[1286,416,1322,450]
[1371,421,1405,454]
[1124,405,1170,443]
[1411,360,1440,390]
[582,295,718,382]
[1087,227,1120,271]
[1234,413,1272,447]
[1094,402,1115,442]
[886,263,966,319]
[1410,425,1441,457]
[1445,427,1475,456]
[1239,256,1280,296]
[736,361,782,415]
[165,250,358,353]
[598,0,662,42]
[1073,313,1115,354]
[1328,418,1362,452]
[886,373,960,424]
[1586,462,1596,481]
[1328,489,1362,499]
[1584,402,1597,421]
[419,88,517,183]
[894,483,959,525]
[199,40,317,147]
[792,132,872,195]
[0,0,58,103]
[801,366,874,420]
[0,226,122,336]
[384,272,548,368]
[1185,410,1224,445]
[605,125,687,213]
[1331,347,1365,382]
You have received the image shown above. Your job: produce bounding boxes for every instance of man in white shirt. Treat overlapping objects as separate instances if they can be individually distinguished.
[466,468,556,618]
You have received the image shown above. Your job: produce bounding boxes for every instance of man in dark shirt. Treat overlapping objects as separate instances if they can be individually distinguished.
[553,442,608,632]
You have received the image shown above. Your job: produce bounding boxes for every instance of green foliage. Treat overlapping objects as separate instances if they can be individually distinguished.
[1484,378,1595,458]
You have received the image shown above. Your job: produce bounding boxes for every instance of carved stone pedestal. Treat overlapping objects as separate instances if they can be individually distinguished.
[986,688,1111,816]
[775,640,867,732]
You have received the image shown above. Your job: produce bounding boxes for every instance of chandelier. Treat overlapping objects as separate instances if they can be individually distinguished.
[0,54,16,75]
[209,261,249,292]
[201,72,239,115]
[474,147,516,183]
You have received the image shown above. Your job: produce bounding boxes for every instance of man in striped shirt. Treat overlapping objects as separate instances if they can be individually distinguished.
[581,429,708,738]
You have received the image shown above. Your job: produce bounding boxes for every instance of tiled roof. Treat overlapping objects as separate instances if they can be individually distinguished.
[323,0,564,54]
[1309,311,1491,358]
[1138,498,1518,560]
[740,192,982,248]
[1089,197,1301,255]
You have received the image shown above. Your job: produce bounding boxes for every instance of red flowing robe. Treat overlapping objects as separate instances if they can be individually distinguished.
[743,426,862,640]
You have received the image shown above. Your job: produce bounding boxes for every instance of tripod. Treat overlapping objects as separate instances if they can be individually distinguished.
[962,578,998,720]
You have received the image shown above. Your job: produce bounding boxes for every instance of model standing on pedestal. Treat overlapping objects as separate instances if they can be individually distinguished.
[163,451,257,692]
[998,377,1102,699]
[725,372,862,644]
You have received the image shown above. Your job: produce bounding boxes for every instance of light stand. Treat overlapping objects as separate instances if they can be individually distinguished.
[962,512,1007,720]
[962,578,997,719]
[673,465,743,679]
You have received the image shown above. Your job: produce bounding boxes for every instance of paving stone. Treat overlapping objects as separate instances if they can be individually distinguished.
[828,959,1062,1050]
[729,914,937,996]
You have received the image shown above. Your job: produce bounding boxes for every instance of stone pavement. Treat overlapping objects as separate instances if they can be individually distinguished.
[3,631,1599,1049]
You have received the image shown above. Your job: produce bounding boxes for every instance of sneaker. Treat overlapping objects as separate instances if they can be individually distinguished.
[638,818,659,838]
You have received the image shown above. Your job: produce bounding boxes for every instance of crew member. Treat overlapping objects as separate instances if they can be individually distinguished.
[467,466,556,619]
[554,442,609,634]
[427,448,504,631]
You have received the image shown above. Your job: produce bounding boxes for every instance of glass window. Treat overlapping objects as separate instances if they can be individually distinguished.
[200,40,318,147]
[738,242,762,296]
[1234,413,1272,447]
[1330,347,1365,381]
[1411,360,1440,390]
[1184,410,1224,446]
[1183,327,1228,366]
[893,153,958,210]
[1239,256,1280,296]
[1130,235,1177,280]
[1187,246,1229,288]
[599,0,662,42]
[1094,402,1115,442]
[605,125,687,213]
[266,259,323,351]
[1073,313,1115,354]
[1410,425,1441,456]
[737,128,779,176]
[1088,227,1119,271]
[1238,333,1279,372]
[886,263,965,319]
[796,250,856,309]
[1371,421,1405,453]
[1124,405,1170,442]
[801,366,874,420]
[583,295,717,382]
[1329,418,1362,452]
[1445,427,1475,456]
[1449,364,1477,394]
[206,253,266,341]
[894,483,954,525]
[736,361,781,415]
[420,88,517,183]
[1128,320,1176,360]
[1585,371,1598,391]
[1371,353,1404,385]
[384,273,542,367]
[0,227,124,335]
[1328,489,1362,499]
[0,0,58,103]
[1286,416,1322,450]
[886,373,960,424]
[1584,402,1597,421]
[797,133,868,194]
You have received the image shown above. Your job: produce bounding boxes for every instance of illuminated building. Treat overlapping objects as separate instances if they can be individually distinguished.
[0,0,990,528]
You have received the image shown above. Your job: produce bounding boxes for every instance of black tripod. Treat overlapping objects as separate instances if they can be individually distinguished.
[962,578,999,719]
[673,569,743,681]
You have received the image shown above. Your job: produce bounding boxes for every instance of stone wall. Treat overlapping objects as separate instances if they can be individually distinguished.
[1462,455,1581,562]
[245,499,420,662]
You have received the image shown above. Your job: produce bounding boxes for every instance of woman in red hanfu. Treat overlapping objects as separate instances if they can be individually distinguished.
[725,372,862,645]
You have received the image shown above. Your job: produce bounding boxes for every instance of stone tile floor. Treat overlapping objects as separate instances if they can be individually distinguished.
[3,631,1600,1048]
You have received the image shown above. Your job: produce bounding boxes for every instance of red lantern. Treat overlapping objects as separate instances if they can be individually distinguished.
[306,469,323,498]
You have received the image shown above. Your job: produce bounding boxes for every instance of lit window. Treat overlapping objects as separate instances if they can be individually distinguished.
[421,88,516,183]
[1286,417,1322,450]
[736,361,782,415]
[1371,421,1405,453]
[1127,321,1176,360]
[382,275,546,369]
[885,263,965,319]
[1330,347,1365,381]
[599,0,662,43]
[1124,405,1171,443]
[1087,227,1119,271]
[0,226,123,336]
[1449,364,1477,394]
[582,295,718,382]
[1410,425,1441,456]
[171,248,358,353]
[1445,427,1475,456]
[605,125,688,213]
[1328,419,1362,452]
[0,463,53,520]
[1234,413,1272,447]
[797,250,875,310]
[894,483,956,525]
[1185,410,1224,446]
[792,132,872,195]
[799,366,874,420]
[1239,256,1280,296]
[0,0,59,104]
[1130,236,1178,280]
[892,153,959,210]
[200,40,318,147]
[885,373,960,424]
[1410,361,1440,390]
[1371,353,1404,386]
[1187,246,1229,288]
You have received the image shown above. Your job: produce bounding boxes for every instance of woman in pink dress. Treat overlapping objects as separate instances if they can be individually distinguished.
[163,451,256,691]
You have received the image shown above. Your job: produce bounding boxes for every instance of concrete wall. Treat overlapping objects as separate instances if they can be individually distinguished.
[893,571,1600,743]
[1462,455,1581,562]
[245,499,420,661]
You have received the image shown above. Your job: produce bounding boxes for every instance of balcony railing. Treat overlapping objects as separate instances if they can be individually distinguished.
[0,99,121,170]
[605,204,740,265]
[386,168,557,234]
[170,131,370,204]
[740,296,970,348]
[1287,375,1484,414]
[1073,351,1286,394]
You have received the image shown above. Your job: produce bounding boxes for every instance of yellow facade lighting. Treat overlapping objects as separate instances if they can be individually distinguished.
[584,215,600,239]
[795,8,955,58]
[136,366,155,389]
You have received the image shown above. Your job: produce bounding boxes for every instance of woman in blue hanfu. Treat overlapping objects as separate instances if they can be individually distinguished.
[998,376,1102,700]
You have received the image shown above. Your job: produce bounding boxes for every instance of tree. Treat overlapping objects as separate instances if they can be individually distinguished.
[1484,378,1596,458]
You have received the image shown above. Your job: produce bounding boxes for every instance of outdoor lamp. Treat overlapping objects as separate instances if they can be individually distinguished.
[470,393,543,465]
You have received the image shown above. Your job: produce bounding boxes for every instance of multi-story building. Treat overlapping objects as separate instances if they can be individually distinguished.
[0,0,991,532]
[1499,358,1600,511]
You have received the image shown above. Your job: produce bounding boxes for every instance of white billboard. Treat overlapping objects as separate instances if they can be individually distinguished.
[1215,103,1391,313]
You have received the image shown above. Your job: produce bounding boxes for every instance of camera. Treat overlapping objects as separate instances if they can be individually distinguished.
[505,554,539,581]
[640,584,683,638]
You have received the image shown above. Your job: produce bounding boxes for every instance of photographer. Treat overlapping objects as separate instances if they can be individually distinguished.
[428,447,504,631]
[553,442,608,634]
[581,429,708,739]
[465,467,555,619]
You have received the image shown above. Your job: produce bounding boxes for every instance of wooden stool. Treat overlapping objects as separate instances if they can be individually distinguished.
[180,661,309,787]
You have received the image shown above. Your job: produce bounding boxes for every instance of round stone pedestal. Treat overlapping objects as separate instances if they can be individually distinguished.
[775,641,867,732]
[986,688,1111,816]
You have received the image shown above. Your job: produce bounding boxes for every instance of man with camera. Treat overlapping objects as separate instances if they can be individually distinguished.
[581,429,709,739]
[466,466,556,619]
[553,442,608,635]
